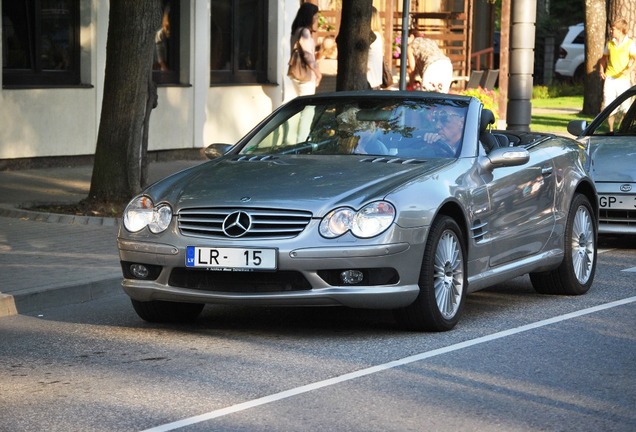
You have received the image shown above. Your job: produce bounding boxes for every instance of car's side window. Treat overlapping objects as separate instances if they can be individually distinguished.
[617,97,636,135]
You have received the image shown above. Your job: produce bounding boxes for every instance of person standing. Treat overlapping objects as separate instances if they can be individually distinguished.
[405,29,421,89]
[600,17,636,132]
[367,7,384,89]
[407,35,453,93]
[289,3,322,98]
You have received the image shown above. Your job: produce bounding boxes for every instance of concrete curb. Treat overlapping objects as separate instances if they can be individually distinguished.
[0,293,18,317]
[0,203,119,227]
[1,277,123,317]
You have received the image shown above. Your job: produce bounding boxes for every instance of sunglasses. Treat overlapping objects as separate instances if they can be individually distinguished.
[432,110,462,125]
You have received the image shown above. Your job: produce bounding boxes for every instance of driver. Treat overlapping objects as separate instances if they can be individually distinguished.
[424,107,465,157]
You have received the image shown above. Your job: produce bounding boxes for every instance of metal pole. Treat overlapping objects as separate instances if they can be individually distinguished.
[506,0,536,131]
[399,0,410,90]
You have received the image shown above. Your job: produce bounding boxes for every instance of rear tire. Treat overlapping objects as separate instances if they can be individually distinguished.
[530,193,596,295]
[131,299,205,323]
[395,216,466,332]
[572,65,585,84]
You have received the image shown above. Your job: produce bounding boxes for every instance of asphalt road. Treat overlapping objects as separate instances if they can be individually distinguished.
[1,236,635,432]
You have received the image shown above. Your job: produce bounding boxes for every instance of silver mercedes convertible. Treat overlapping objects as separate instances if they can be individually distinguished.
[118,91,598,331]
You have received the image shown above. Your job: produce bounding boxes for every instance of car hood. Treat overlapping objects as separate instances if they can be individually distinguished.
[146,155,451,216]
[589,139,636,182]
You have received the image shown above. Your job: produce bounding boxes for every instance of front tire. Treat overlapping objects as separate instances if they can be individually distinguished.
[530,193,596,295]
[131,299,205,323]
[395,216,467,331]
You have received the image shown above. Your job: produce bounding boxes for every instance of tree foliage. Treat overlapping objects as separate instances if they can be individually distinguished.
[89,1,162,203]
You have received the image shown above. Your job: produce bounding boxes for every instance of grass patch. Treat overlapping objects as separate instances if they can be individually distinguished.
[528,84,596,134]
[532,96,583,110]
[530,110,593,134]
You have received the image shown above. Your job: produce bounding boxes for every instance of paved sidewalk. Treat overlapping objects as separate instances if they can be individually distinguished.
[0,159,205,317]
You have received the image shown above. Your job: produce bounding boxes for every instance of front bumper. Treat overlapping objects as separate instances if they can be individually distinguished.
[117,227,428,309]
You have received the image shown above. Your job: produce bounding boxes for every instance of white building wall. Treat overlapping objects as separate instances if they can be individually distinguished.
[0,0,298,161]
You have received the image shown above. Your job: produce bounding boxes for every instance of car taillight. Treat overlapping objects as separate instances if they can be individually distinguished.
[559,47,567,59]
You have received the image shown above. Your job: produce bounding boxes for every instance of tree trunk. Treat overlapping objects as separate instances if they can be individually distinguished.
[336,0,373,91]
[89,0,161,203]
[141,74,158,188]
[582,0,606,116]
[607,0,636,84]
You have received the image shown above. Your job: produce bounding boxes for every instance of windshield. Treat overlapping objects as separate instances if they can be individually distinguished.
[240,98,469,159]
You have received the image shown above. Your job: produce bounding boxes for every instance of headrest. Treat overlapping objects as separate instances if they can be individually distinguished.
[480,109,495,133]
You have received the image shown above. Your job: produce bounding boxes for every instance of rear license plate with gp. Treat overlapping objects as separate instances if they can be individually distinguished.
[599,194,636,210]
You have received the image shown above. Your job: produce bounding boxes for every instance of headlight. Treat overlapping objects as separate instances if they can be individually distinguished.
[351,201,395,237]
[123,196,173,233]
[320,201,395,238]
[319,208,355,238]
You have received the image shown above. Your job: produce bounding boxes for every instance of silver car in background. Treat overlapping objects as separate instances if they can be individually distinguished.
[118,91,598,332]
[568,85,636,234]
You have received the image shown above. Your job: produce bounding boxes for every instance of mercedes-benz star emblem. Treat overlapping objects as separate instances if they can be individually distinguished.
[222,211,252,237]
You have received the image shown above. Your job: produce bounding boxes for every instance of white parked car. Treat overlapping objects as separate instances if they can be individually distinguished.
[555,23,584,82]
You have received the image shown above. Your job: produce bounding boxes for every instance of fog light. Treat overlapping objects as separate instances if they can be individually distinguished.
[340,270,364,285]
[130,264,150,279]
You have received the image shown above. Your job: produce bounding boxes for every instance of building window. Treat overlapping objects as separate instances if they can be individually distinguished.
[153,0,180,85]
[210,0,268,85]
[2,0,80,87]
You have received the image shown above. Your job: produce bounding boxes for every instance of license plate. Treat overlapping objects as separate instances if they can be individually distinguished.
[599,194,636,210]
[186,246,277,270]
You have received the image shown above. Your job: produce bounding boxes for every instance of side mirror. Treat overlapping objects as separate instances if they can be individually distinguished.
[204,143,234,159]
[479,147,530,171]
[567,120,587,137]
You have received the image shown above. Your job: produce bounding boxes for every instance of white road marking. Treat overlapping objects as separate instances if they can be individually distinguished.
[141,296,636,432]
[623,267,636,272]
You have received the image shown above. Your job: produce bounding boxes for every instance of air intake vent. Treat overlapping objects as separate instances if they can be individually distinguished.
[360,157,427,164]
[232,155,279,162]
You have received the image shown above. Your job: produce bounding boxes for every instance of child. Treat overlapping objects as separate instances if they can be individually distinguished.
[600,17,636,132]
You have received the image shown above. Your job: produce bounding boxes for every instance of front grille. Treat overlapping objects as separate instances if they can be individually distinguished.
[169,268,312,292]
[178,207,312,239]
[600,209,636,227]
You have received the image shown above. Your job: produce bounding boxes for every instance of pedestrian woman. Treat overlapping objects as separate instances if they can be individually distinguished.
[289,3,322,97]
[367,6,384,89]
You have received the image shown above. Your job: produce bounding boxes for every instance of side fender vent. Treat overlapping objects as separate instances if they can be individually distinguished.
[471,219,488,242]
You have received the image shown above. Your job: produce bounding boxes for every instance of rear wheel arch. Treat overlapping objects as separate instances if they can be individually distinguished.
[530,192,597,295]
